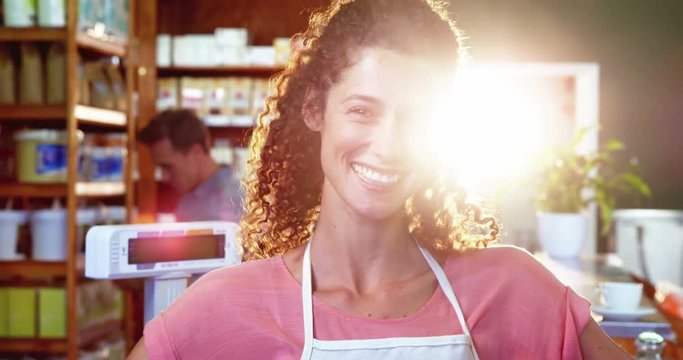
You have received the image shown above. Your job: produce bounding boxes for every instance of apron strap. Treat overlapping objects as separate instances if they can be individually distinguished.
[300,241,314,359]
[417,245,473,338]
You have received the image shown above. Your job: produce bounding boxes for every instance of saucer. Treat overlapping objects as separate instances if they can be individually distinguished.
[0,253,26,262]
[592,306,656,321]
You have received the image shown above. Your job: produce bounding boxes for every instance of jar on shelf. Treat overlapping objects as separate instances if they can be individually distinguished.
[14,130,84,183]
[31,208,67,261]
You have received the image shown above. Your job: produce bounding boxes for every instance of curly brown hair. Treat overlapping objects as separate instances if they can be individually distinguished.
[239,0,499,260]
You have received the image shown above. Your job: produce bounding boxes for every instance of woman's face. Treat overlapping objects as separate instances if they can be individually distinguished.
[312,47,444,220]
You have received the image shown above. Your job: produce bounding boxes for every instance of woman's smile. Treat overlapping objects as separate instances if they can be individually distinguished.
[351,162,402,190]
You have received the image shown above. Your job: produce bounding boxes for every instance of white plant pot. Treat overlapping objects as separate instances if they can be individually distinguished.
[537,212,588,258]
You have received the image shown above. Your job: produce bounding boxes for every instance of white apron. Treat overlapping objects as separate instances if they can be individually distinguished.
[300,241,480,359]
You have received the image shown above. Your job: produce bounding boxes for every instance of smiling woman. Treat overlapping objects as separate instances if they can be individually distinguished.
[129,0,632,359]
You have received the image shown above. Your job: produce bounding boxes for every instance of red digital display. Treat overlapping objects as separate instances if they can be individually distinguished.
[128,235,225,264]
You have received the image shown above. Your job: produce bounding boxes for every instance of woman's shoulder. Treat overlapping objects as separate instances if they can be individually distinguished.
[446,244,539,270]
[444,245,565,293]
[189,255,294,298]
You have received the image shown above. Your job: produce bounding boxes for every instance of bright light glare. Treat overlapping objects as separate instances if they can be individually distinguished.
[428,65,573,198]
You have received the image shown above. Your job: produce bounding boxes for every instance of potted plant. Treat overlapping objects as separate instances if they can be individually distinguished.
[533,128,651,258]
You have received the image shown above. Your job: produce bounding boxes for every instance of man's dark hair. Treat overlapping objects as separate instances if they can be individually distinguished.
[138,109,211,153]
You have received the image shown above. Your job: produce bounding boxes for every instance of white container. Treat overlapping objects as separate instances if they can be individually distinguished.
[37,0,65,27]
[31,209,67,261]
[0,210,29,260]
[537,212,588,258]
[245,46,275,66]
[156,34,172,67]
[14,129,82,183]
[3,0,37,27]
[96,205,126,224]
[614,209,683,287]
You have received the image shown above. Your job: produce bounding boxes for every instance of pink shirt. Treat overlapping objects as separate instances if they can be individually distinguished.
[144,246,591,359]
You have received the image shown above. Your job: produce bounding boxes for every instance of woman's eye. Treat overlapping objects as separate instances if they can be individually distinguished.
[347,106,374,119]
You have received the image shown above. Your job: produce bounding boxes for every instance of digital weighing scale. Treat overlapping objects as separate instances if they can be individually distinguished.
[85,221,241,323]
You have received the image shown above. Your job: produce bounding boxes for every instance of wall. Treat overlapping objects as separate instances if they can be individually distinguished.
[449,0,683,209]
[157,0,683,209]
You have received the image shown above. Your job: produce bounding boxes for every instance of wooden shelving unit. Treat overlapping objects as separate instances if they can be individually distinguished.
[0,338,69,353]
[0,260,68,277]
[0,256,86,277]
[75,32,127,58]
[0,105,67,120]
[0,27,66,41]
[157,65,284,77]
[0,1,137,359]
[75,182,127,197]
[0,182,126,198]
[0,183,67,197]
[74,105,127,127]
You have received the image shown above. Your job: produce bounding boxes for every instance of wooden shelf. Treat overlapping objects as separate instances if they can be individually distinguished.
[75,182,126,197]
[0,260,67,276]
[0,182,125,198]
[0,29,126,57]
[75,105,127,127]
[0,27,66,41]
[0,320,121,354]
[0,255,83,277]
[158,65,284,77]
[0,183,67,198]
[0,338,68,353]
[0,105,66,120]
[76,32,127,58]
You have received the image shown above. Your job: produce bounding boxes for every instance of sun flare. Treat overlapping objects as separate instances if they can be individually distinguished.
[426,64,576,199]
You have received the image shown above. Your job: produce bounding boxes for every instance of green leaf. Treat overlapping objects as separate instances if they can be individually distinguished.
[605,139,625,151]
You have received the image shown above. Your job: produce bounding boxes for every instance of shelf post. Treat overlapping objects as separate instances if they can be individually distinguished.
[65,0,79,358]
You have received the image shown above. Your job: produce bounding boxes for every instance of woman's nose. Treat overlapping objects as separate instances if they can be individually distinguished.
[371,114,406,162]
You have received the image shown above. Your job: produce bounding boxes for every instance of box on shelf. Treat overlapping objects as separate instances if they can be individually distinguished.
[173,35,223,67]
[0,44,16,105]
[246,46,276,66]
[19,43,45,105]
[252,79,270,117]
[274,37,292,66]
[157,34,173,67]
[0,288,7,337]
[8,287,36,338]
[46,43,67,105]
[157,78,179,111]
[38,287,66,338]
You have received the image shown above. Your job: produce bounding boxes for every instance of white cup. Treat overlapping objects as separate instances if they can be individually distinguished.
[598,282,643,310]
[38,0,65,27]
[0,210,29,259]
[31,209,67,261]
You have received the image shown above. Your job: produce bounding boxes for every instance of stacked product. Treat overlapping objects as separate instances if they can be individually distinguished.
[157,76,270,127]
[157,28,291,68]
[0,281,123,339]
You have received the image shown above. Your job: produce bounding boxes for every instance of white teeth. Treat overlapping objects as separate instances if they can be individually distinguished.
[351,163,400,185]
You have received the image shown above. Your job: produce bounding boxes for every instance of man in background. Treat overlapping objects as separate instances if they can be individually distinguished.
[139,109,242,222]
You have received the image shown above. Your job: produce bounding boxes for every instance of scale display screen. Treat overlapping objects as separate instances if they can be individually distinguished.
[128,234,225,264]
